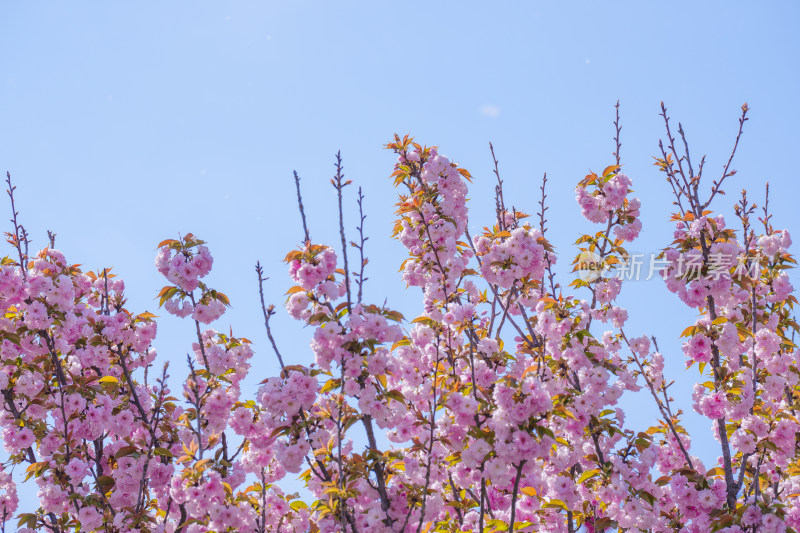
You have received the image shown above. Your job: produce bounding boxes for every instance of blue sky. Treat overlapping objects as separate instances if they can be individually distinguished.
[1,0,798,516]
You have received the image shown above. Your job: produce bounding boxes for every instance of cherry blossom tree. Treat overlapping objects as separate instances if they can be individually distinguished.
[0,103,797,532]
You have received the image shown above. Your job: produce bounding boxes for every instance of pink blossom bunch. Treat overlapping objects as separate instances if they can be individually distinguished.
[574,168,642,242]
[473,227,547,288]
[288,245,338,290]
[155,236,213,292]
[2,109,799,532]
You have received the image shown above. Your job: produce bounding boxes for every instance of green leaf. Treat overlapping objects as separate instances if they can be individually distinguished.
[115,445,138,458]
[577,469,599,483]
[154,447,174,458]
[17,513,38,529]
[290,500,308,511]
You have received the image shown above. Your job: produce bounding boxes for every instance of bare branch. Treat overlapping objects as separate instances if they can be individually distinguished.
[5,171,28,278]
[613,100,622,166]
[703,102,749,210]
[255,262,286,369]
[489,142,507,230]
[332,152,353,313]
[353,186,368,304]
[293,170,311,243]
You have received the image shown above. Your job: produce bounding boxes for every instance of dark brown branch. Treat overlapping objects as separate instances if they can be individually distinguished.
[5,172,28,279]
[353,187,368,304]
[256,264,330,476]
[613,100,622,166]
[489,142,507,230]
[660,103,694,204]
[677,122,696,184]
[255,263,287,369]
[624,333,694,469]
[293,170,311,244]
[415,341,441,533]
[509,460,526,531]
[332,152,353,314]
[537,173,558,298]
[704,103,749,210]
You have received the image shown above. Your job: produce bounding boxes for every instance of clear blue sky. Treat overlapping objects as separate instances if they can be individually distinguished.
[1,0,798,516]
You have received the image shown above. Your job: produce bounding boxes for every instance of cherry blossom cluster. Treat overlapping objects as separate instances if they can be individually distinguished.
[392,139,471,316]
[157,234,227,324]
[472,227,547,289]
[2,106,798,532]
[575,167,642,242]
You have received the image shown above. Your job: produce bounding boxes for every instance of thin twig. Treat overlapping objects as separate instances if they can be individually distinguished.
[332,152,353,313]
[704,103,749,210]
[353,187,368,304]
[489,142,506,230]
[5,172,28,279]
[255,263,286,369]
[613,100,622,166]
[293,170,311,243]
